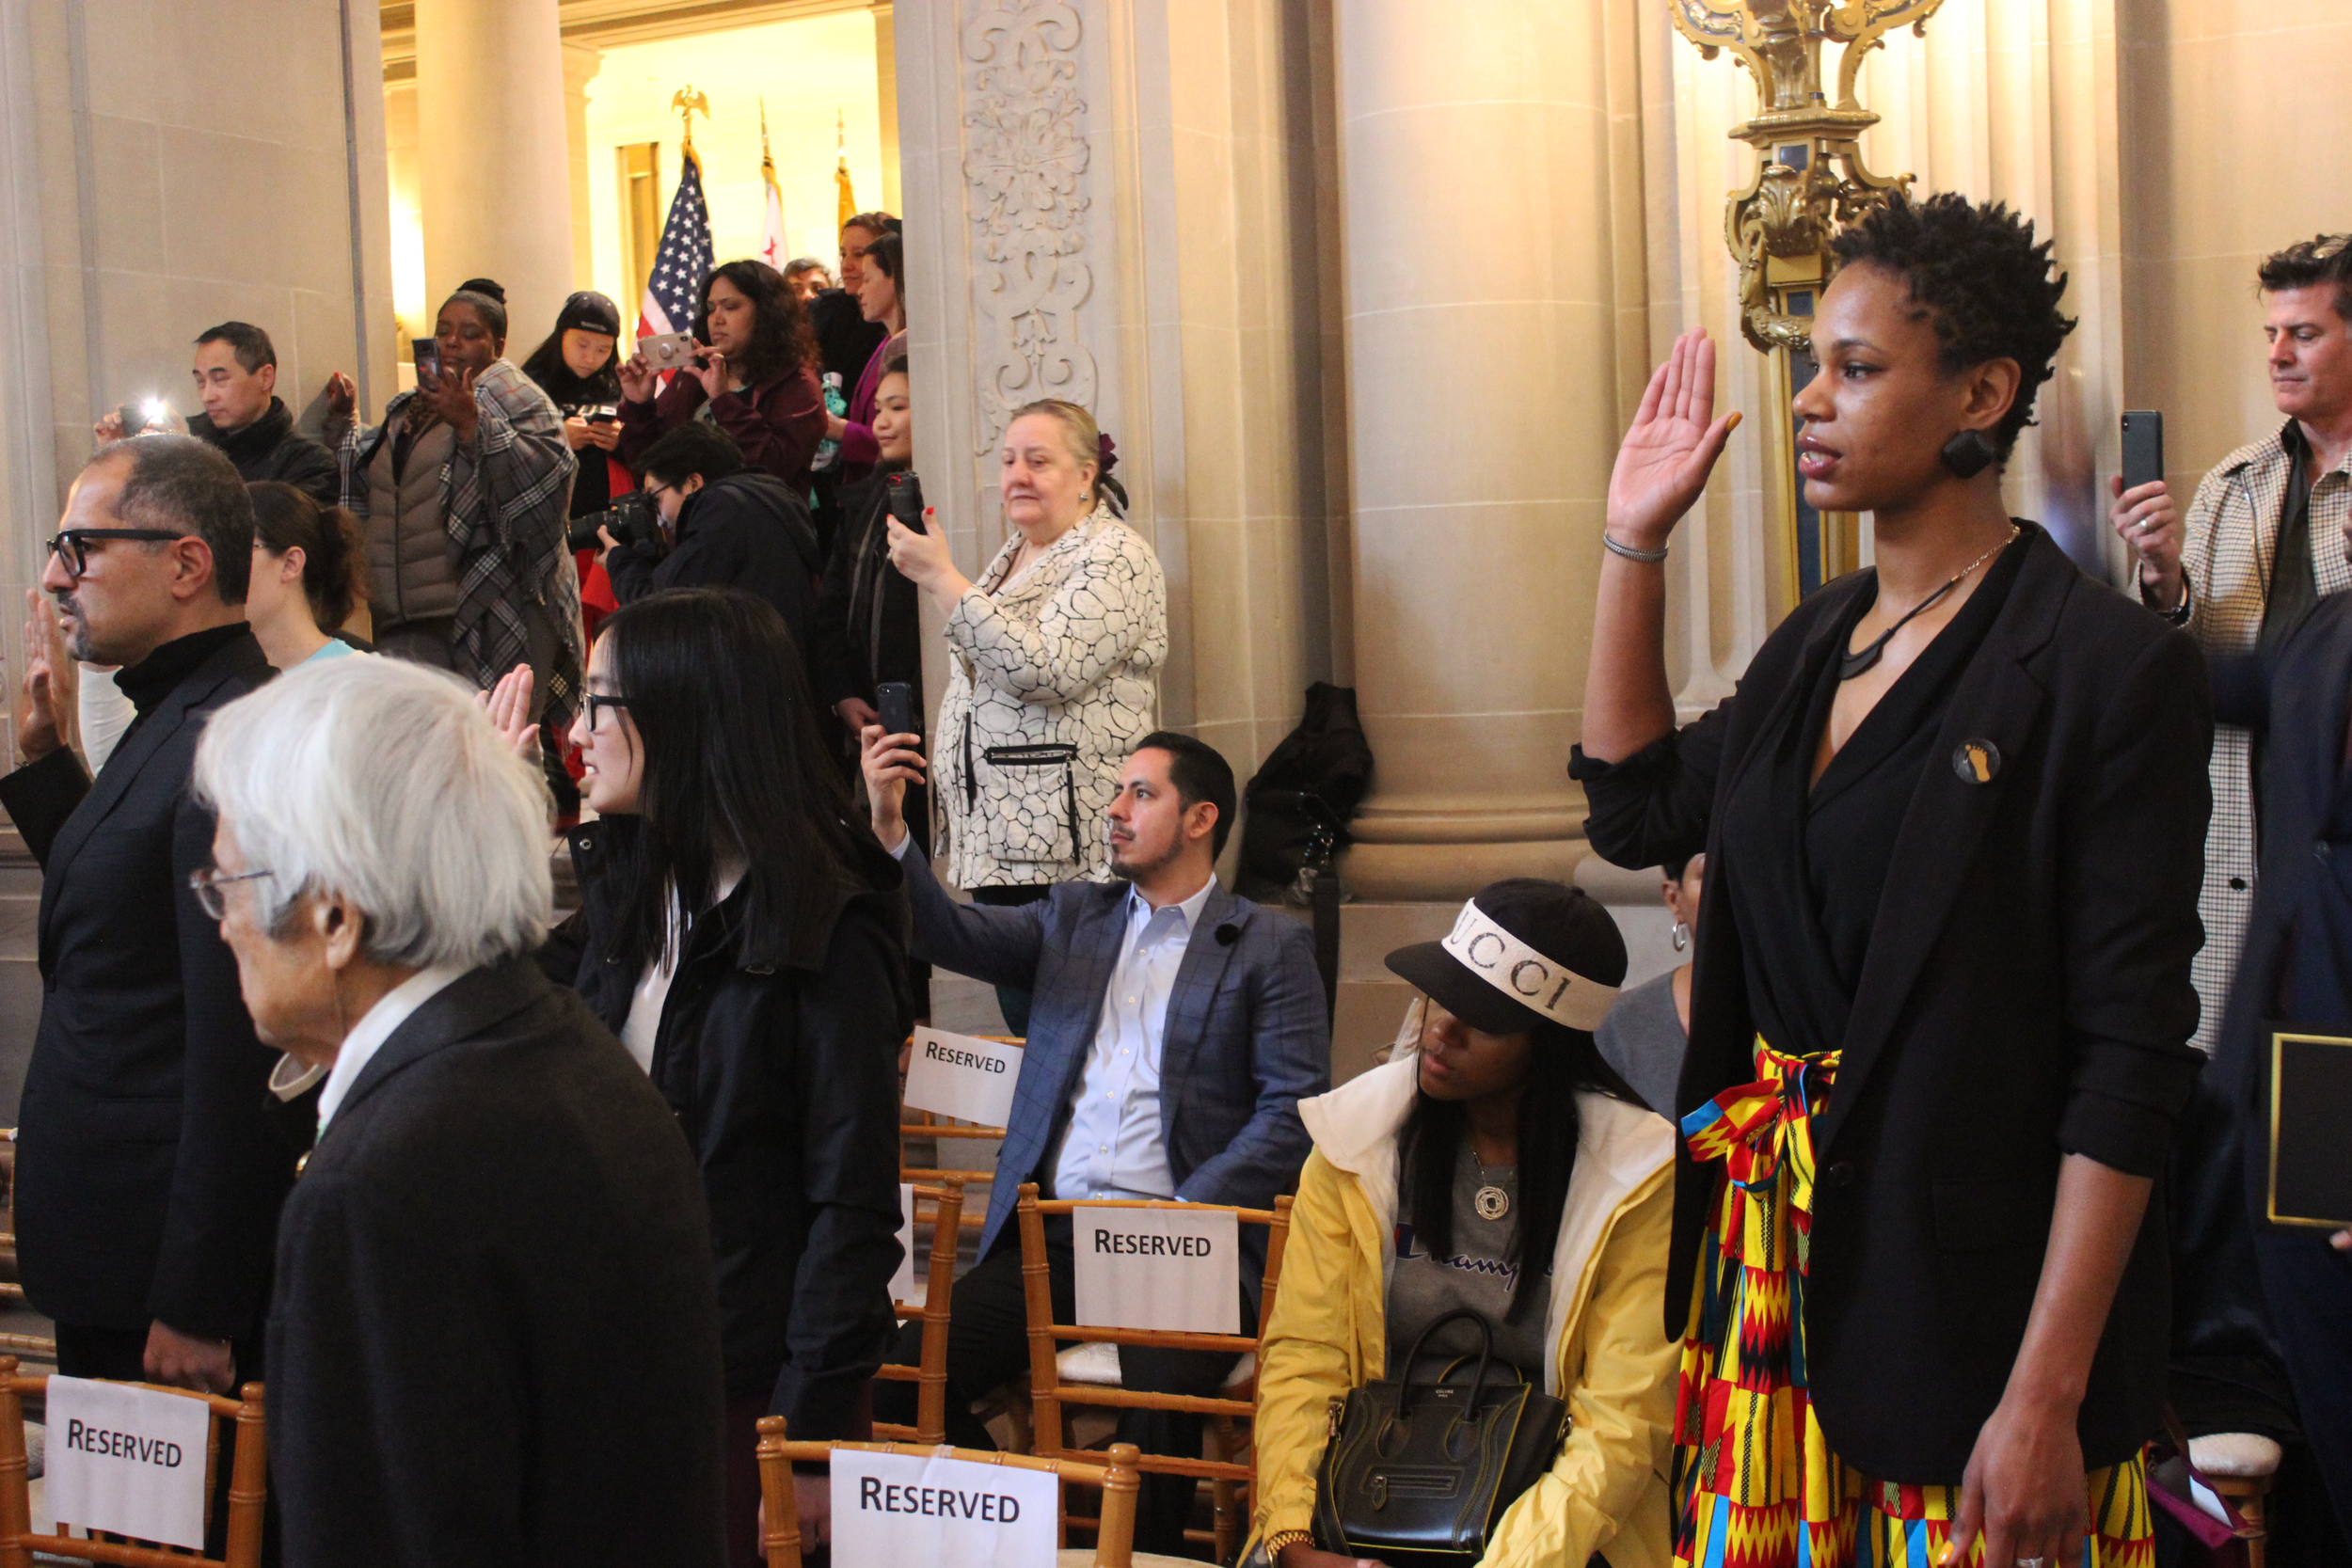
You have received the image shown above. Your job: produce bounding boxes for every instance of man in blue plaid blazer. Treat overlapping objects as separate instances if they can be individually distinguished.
[864,725,1328,1554]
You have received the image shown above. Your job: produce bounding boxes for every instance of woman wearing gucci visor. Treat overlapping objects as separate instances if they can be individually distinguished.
[1575,194,2209,1568]
[1244,879,1679,1568]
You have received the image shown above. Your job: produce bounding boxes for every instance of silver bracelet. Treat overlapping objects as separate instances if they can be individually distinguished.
[1602,532,1669,564]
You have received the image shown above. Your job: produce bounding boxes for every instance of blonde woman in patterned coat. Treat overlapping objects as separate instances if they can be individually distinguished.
[884,399,1167,1029]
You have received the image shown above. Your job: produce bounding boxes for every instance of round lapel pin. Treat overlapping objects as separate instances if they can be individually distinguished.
[1952,738,2001,784]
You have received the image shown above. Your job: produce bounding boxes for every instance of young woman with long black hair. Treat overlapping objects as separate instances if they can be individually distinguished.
[539,587,911,1567]
[519,289,627,520]
[617,259,828,487]
[1245,879,1678,1568]
[1577,194,2207,1568]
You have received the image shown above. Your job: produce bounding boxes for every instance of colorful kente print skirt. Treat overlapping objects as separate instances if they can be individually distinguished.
[1669,1039,2154,1568]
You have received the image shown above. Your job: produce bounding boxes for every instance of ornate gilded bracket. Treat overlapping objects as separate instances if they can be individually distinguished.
[1671,0,1944,353]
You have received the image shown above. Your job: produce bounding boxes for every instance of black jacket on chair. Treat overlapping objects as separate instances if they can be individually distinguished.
[542,824,911,1440]
[0,625,286,1343]
[267,959,726,1568]
[605,471,820,652]
[1573,525,2210,1481]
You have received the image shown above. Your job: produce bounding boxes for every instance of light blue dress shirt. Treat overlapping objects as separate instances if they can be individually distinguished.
[1048,874,1217,1200]
[884,829,1217,1202]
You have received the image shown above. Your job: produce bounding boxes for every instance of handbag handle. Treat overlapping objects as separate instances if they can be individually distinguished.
[1397,1307,1502,1417]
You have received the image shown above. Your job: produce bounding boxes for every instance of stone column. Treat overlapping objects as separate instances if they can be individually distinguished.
[1331,2,1638,900]
[562,44,604,294]
[414,0,574,348]
[872,2,901,215]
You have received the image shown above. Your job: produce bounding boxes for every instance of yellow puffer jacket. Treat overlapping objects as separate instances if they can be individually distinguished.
[1244,1052,1679,1568]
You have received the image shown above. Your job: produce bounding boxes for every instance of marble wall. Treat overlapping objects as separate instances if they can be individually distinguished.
[0,0,395,767]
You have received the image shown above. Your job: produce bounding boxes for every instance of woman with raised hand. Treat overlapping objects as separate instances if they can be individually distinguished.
[1575,194,2208,1568]
[539,587,910,1567]
[617,259,827,488]
[882,397,1167,1035]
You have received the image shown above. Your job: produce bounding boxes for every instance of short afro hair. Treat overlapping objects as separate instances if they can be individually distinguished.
[1829,192,2075,462]
[2257,234,2352,323]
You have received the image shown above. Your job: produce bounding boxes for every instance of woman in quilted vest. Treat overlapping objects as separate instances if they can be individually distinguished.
[882,398,1168,1034]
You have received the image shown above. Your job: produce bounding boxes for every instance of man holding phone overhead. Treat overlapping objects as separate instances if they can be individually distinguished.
[2114,235,2352,1053]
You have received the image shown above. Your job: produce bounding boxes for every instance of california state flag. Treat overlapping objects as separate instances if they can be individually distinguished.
[757,102,787,270]
[759,165,786,270]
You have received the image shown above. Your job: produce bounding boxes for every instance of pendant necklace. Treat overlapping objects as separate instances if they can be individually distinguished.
[1473,1160,1513,1222]
[1839,524,2018,681]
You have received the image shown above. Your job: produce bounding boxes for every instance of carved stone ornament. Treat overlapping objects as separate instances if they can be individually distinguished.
[961,0,1099,451]
[1671,0,1945,353]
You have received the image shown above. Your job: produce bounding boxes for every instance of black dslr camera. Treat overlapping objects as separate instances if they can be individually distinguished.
[565,490,657,554]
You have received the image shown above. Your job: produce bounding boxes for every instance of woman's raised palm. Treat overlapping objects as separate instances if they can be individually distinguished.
[1606,329,1740,548]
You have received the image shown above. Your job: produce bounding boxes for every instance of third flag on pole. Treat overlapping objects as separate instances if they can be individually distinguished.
[758,98,787,271]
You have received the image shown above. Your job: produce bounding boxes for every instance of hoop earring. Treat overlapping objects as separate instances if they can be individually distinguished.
[1941,429,1997,480]
[1671,921,1690,953]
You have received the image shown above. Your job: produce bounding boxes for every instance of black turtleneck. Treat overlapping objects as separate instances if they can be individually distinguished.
[116,623,256,716]
[193,399,292,465]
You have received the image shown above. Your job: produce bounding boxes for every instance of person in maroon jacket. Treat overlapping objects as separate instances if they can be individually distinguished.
[618,259,825,488]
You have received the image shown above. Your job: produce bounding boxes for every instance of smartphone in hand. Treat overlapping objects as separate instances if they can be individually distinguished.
[2122,410,2164,493]
[886,471,926,533]
[412,337,442,390]
[877,681,918,742]
[639,332,697,372]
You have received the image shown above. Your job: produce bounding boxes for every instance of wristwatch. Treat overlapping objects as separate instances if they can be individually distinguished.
[2141,573,2192,626]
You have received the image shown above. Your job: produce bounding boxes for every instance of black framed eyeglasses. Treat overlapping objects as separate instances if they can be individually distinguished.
[46,529,184,578]
[586,692,633,731]
[187,865,272,921]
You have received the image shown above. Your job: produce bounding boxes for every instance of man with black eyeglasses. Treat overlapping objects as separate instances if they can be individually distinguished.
[0,435,291,1417]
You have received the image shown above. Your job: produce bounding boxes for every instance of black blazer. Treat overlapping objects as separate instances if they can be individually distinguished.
[2206,593,2352,1212]
[545,825,910,1439]
[1574,525,2210,1480]
[267,960,726,1568]
[0,627,283,1340]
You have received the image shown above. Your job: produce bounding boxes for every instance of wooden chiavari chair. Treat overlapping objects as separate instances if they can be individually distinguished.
[1014,1183,1294,1562]
[0,1355,265,1568]
[758,1419,1158,1568]
[871,1177,965,1443]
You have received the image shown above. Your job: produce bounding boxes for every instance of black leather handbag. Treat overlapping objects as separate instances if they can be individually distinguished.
[1310,1307,1569,1565]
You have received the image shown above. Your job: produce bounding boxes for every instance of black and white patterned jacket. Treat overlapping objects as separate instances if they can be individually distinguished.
[936,503,1167,888]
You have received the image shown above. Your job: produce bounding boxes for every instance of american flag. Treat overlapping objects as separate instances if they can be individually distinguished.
[637,150,716,341]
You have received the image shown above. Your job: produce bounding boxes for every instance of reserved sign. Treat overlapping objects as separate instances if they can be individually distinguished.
[903,1027,1023,1126]
[44,1375,213,1549]
[829,1446,1057,1565]
[1073,1206,1241,1335]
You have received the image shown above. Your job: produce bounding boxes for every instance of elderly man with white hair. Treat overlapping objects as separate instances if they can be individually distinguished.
[190,654,726,1568]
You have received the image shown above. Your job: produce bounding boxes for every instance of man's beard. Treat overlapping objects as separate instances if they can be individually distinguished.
[56,595,97,663]
[1107,834,1173,883]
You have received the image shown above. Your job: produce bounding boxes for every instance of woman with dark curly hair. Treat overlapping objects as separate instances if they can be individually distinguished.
[1575,193,2210,1568]
[617,259,827,486]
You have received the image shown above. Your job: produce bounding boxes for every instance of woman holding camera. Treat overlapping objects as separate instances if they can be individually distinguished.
[617,260,827,489]
[536,587,910,1567]
[1577,195,2204,1568]
[1245,880,1677,1568]
[521,290,628,521]
[883,398,1165,1034]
